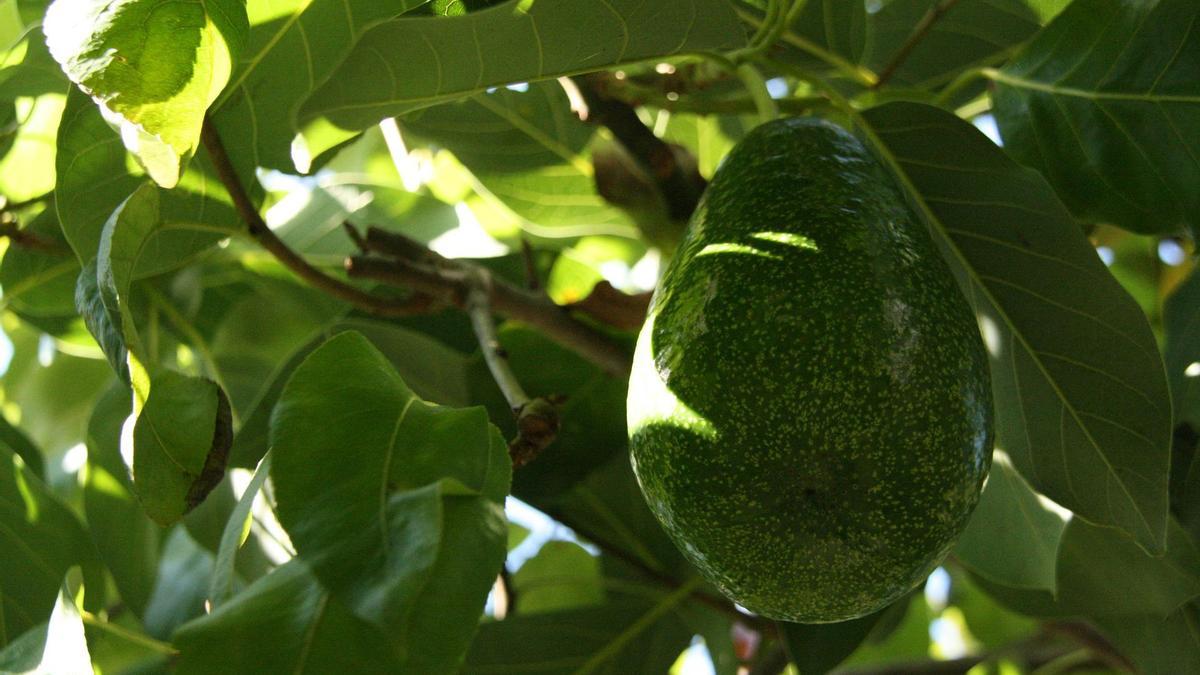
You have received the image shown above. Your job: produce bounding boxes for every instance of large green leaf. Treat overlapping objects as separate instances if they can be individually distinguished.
[860,101,1172,553]
[270,331,510,672]
[44,0,248,186]
[141,526,217,640]
[0,443,105,646]
[0,412,43,480]
[990,0,1200,236]
[953,452,1068,591]
[512,540,604,615]
[404,82,635,239]
[301,0,746,131]
[82,384,160,618]
[0,92,62,202]
[863,0,1039,89]
[209,0,429,172]
[175,559,402,673]
[55,87,240,269]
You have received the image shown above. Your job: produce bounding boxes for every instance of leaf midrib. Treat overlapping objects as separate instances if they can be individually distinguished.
[855,109,1165,550]
[989,69,1200,104]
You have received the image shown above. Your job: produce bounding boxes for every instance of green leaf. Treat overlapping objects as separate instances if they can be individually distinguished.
[270,330,509,671]
[175,559,402,673]
[210,0,430,172]
[953,452,1068,591]
[1054,516,1200,618]
[780,610,887,675]
[44,0,248,186]
[132,370,232,526]
[512,541,604,615]
[0,443,106,646]
[0,29,68,100]
[860,101,1172,553]
[863,0,1039,90]
[0,575,92,673]
[207,453,270,610]
[1094,604,1200,675]
[990,0,1200,236]
[54,86,240,268]
[82,384,160,617]
[404,82,636,239]
[301,0,746,131]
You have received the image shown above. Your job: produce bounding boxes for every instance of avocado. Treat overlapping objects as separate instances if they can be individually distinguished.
[626,118,993,622]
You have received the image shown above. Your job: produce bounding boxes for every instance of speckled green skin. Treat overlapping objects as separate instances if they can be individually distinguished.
[627,118,993,623]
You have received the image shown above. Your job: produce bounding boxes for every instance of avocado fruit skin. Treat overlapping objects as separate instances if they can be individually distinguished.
[627,117,993,623]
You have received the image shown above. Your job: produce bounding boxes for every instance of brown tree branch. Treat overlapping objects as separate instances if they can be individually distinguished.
[873,0,965,89]
[572,73,707,223]
[346,228,633,378]
[200,119,428,317]
[0,220,68,255]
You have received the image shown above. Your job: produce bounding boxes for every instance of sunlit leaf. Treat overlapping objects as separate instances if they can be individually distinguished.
[301,0,745,131]
[207,453,270,610]
[44,0,248,186]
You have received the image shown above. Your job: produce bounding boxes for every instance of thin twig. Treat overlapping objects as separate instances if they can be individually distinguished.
[466,269,560,467]
[200,119,427,317]
[874,0,965,89]
[573,74,707,223]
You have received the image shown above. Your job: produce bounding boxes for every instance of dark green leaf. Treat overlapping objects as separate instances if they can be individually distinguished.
[780,609,886,675]
[860,101,1172,553]
[0,32,68,100]
[953,453,1068,591]
[175,560,401,674]
[270,331,509,671]
[991,0,1200,236]
[83,384,160,617]
[1094,604,1200,675]
[512,541,604,615]
[44,0,248,186]
[0,442,105,645]
[301,0,746,130]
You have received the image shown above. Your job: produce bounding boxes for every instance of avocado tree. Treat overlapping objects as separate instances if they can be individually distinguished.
[0,0,1196,672]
